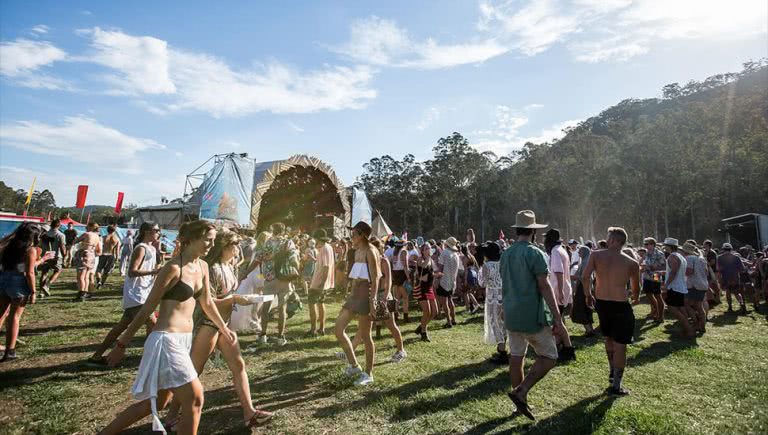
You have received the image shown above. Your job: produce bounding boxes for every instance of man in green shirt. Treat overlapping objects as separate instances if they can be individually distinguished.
[501,210,566,420]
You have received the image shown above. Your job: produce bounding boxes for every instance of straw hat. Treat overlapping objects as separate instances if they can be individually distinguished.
[681,241,700,256]
[445,237,460,251]
[511,210,548,229]
[662,237,679,248]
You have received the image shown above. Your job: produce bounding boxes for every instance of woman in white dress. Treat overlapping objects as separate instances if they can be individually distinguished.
[479,242,507,364]
[101,221,235,435]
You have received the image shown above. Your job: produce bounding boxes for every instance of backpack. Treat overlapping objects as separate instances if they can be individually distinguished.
[274,242,300,281]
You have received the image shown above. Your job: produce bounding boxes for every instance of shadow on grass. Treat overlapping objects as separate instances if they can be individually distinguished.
[20,321,116,336]
[0,354,142,391]
[709,310,741,327]
[312,360,502,420]
[465,393,617,435]
[626,336,696,367]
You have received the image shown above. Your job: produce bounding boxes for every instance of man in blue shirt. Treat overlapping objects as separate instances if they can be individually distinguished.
[501,210,565,420]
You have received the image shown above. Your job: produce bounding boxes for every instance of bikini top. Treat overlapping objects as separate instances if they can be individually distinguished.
[162,260,203,301]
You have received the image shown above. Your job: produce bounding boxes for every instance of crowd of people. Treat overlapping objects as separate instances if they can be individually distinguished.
[0,209,767,432]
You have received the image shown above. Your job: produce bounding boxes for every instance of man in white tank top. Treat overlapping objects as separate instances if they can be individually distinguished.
[88,223,162,365]
[662,238,694,337]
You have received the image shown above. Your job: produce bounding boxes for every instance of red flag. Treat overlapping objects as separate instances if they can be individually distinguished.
[114,192,125,214]
[76,185,89,208]
[86,213,91,225]
[499,229,505,240]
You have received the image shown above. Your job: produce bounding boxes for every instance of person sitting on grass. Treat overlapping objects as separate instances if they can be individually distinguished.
[0,223,53,362]
[100,220,235,435]
[88,222,162,365]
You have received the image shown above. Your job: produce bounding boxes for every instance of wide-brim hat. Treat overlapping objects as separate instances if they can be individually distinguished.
[511,210,548,229]
[722,242,733,250]
[445,237,460,250]
[312,229,331,242]
[348,221,372,239]
[663,237,679,247]
[681,241,700,256]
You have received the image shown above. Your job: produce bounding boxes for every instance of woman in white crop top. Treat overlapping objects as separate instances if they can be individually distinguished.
[334,221,381,387]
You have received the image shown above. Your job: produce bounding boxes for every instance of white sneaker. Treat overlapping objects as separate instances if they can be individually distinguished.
[354,372,374,386]
[335,351,348,362]
[391,350,407,363]
[258,335,268,344]
[343,365,362,377]
[276,336,287,346]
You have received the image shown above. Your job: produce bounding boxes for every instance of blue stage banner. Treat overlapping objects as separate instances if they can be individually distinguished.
[199,154,255,226]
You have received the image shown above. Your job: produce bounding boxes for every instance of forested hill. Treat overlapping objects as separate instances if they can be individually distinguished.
[356,60,768,243]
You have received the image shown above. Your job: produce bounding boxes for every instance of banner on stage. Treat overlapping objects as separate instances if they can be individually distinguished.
[199,154,255,226]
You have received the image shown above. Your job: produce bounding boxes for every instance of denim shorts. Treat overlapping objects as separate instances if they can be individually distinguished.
[0,271,32,301]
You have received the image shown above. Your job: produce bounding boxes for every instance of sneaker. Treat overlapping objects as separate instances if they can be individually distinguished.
[276,336,287,346]
[354,372,374,386]
[557,347,577,363]
[335,351,349,362]
[420,332,431,342]
[391,350,407,363]
[258,335,268,344]
[1,349,18,362]
[343,365,362,377]
[245,409,274,428]
[608,386,631,396]
[41,284,51,297]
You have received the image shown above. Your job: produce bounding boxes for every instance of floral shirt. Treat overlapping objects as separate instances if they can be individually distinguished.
[642,248,666,281]
[256,236,285,282]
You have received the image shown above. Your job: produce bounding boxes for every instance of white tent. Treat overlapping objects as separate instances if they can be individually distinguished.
[371,211,393,240]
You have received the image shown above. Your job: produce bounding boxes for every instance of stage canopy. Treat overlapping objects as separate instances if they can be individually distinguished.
[193,154,371,235]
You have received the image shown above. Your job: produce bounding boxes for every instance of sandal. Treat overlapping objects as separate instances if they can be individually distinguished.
[246,409,274,428]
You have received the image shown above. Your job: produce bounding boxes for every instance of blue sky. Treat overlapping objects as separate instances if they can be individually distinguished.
[1,0,766,207]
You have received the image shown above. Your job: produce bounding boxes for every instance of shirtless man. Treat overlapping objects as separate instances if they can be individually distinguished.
[582,227,640,396]
[96,225,121,289]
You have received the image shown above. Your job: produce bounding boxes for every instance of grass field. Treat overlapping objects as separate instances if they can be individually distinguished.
[1,269,767,435]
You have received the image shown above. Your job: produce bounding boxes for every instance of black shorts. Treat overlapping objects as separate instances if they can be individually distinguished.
[595,299,635,345]
[643,279,661,294]
[665,289,685,307]
[308,288,327,304]
[96,255,116,274]
[392,270,408,286]
[39,258,62,274]
[435,285,453,297]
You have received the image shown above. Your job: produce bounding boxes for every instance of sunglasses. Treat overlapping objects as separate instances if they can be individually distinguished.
[152,228,161,233]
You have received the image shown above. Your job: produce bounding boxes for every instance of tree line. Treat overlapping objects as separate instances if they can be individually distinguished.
[355,60,768,244]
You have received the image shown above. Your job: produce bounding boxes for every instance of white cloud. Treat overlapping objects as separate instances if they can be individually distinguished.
[31,25,50,35]
[285,121,305,133]
[478,0,768,62]
[79,27,176,94]
[0,116,164,173]
[334,16,508,69]
[0,38,66,77]
[472,104,579,154]
[74,28,376,116]
[168,50,376,116]
[524,103,544,111]
[416,107,441,131]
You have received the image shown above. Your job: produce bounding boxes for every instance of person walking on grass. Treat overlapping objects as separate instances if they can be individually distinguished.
[307,229,335,337]
[570,246,596,337]
[582,227,640,396]
[717,243,746,314]
[257,223,294,346]
[436,237,460,328]
[390,239,411,323]
[73,222,101,302]
[501,211,565,420]
[662,238,694,337]
[413,242,438,342]
[0,223,53,362]
[334,221,381,386]
[339,238,407,363]
[682,242,709,334]
[641,237,666,322]
[479,241,508,365]
[63,222,78,268]
[38,218,66,298]
[89,223,162,365]
[96,224,121,289]
[163,229,273,431]
[120,230,134,277]
[544,228,576,362]
[101,220,235,435]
